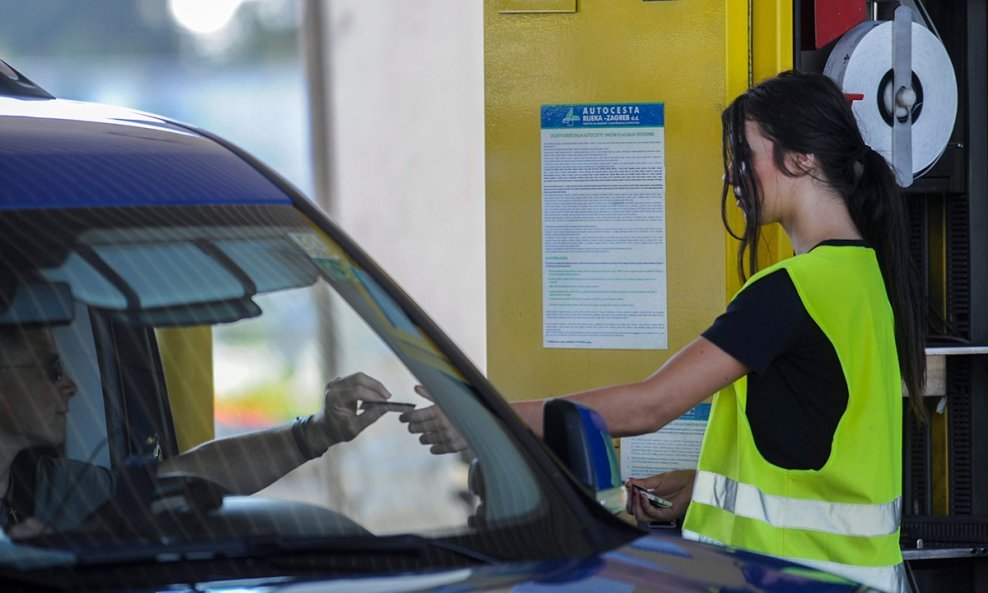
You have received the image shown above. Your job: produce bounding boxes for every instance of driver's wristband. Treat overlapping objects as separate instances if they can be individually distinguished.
[292,415,321,461]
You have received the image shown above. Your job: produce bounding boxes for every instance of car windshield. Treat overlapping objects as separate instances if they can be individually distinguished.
[0,203,565,575]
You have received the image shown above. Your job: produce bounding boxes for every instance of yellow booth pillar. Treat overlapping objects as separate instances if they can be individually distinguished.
[484,0,792,402]
[157,327,215,452]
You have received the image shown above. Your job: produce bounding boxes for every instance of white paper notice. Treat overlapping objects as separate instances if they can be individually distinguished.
[620,404,710,480]
[541,103,667,349]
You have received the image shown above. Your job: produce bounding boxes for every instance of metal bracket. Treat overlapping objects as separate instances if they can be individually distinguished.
[892,4,915,187]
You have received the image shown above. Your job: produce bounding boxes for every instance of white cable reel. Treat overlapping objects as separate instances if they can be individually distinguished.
[824,5,958,187]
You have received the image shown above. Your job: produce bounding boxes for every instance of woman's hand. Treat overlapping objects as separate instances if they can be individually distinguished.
[625,470,695,525]
[311,373,391,448]
[399,385,469,454]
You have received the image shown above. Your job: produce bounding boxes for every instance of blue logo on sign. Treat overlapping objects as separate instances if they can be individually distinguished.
[562,107,580,126]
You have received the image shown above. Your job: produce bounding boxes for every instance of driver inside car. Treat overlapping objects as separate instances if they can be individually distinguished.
[0,325,393,539]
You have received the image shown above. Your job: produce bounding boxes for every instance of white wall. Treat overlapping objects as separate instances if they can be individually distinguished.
[309,1,486,369]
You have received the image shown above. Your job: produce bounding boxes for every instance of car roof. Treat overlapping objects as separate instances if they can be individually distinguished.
[0,95,291,211]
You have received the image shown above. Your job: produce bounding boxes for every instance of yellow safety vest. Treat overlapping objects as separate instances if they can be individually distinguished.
[682,245,905,593]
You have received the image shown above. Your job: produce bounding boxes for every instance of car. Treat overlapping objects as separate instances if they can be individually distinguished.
[0,59,875,593]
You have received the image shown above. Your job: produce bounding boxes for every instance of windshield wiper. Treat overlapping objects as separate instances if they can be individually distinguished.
[0,534,501,592]
[64,533,499,568]
[271,533,501,565]
[75,537,251,566]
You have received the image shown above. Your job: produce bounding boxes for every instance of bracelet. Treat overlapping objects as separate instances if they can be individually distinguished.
[292,415,320,461]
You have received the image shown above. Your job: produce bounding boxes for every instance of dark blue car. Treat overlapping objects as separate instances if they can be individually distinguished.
[0,60,872,592]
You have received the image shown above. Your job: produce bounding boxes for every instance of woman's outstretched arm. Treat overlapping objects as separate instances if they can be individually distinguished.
[513,337,747,438]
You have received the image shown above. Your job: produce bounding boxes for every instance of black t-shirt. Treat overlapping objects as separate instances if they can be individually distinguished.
[701,241,868,470]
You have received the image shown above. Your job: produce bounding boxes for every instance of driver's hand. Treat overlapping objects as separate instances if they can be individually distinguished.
[399,385,469,455]
[312,373,391,447]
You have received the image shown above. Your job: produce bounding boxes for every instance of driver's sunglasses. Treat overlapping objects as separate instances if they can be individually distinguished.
[0,356,65,384]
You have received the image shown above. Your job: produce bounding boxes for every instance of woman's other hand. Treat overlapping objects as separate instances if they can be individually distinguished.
[625,470,695,525]
[399,385,469,454]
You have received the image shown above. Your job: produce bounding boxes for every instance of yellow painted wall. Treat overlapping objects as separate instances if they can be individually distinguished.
[725,1,795,297]
[485,0,791,401]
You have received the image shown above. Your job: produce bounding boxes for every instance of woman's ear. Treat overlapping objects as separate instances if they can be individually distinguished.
[786,151,816,176]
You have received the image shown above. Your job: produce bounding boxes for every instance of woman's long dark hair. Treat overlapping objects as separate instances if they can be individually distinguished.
[721,70,927,420]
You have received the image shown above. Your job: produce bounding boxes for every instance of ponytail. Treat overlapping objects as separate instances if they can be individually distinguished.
[847,148,927,421]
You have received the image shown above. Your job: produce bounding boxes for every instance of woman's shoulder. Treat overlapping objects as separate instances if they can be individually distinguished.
[738,258,796,294]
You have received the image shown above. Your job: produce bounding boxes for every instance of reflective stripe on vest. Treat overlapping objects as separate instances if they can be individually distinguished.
[691,470,901,537]
[683,529,906,593]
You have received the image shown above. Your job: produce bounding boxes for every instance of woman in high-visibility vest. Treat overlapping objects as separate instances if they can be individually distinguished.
[403,70,924,592]
[403,70,926,593]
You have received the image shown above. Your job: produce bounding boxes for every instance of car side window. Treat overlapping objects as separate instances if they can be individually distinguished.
[53,306,109,469]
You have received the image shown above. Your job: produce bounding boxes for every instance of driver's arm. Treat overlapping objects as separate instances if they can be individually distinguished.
[158,373,390,494]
